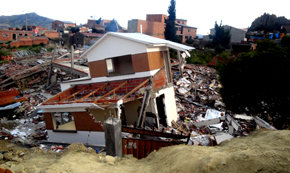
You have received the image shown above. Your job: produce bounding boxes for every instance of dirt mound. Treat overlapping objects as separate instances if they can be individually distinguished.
[64,143,89,153]
[138,129,290,173]
[0,129,289,173]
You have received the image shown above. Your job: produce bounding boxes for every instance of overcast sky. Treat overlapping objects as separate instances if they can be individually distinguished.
[1,0,289,35]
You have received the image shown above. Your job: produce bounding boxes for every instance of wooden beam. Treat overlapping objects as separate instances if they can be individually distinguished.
[59,86,88,103]
[120,79,149,100]
[94,81,127,104]
[76,84,106,103]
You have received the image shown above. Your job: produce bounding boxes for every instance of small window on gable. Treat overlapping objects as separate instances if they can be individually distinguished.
[106,58,114,73]
[106,55,134,76]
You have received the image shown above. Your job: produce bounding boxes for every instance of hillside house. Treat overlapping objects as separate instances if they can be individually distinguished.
[73,32,104,47]
[38,32,194,146]
[210,25,247,44]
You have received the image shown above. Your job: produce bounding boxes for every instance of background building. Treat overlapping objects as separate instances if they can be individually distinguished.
[128,14,197,43]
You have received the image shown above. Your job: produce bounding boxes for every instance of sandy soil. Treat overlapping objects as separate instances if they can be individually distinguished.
[0,129,289,173]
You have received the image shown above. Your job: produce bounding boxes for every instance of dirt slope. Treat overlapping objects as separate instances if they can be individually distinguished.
[0,129,289,173]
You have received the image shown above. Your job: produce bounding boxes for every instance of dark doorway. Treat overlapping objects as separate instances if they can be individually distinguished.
[156,94,167,127]
[12,34,17,40]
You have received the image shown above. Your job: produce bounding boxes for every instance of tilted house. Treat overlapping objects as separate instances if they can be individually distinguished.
[38,32,194,146]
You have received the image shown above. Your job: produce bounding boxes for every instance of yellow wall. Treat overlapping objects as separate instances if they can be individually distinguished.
[123,99,142,125]
[88,108,117,122]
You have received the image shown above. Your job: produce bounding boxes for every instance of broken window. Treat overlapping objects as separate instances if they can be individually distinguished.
[52,112,76,131]
[106,55,134,76]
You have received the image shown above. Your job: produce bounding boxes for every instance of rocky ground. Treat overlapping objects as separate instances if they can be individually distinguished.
[0,129,289,173]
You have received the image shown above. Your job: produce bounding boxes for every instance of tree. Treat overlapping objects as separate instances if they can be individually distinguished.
[164,0,177,42]
[70,27,80,33]
[92,28,105,34]
[212,21,231,54]
[218,40,290,129]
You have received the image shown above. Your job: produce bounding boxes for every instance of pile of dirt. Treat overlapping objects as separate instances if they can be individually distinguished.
[0,129,289,173]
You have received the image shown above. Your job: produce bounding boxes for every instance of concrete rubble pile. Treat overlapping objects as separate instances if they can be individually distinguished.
[169,59,274,146]
[171,59,224,118]
[0,48,77,146]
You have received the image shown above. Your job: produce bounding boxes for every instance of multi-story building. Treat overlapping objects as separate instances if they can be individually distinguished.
[52,20,76,32]
[128,14,197,43]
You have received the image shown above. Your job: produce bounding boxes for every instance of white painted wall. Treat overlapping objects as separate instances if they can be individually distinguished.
[146,47,167,53]
[153,86,178,126]
[47,130,105,146]
[85,35,148,62]
[60,69,159,91]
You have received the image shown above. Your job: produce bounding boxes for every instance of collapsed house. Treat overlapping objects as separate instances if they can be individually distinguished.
[38,32,194,146]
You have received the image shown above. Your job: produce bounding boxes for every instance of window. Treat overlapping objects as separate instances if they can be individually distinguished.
[53,112,76,131]
[106,55,134,76]
[24,34,28,36]
[188,29,191,32]
[19,34,22,37]
[2,33,8,37]
[106,59,114,73]
[12,34,17,40]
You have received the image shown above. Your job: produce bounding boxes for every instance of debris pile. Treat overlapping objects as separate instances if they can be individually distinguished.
[170,59,274,146]
[0,47,84,146]
[172,60,224,120]
[0,114,47,146]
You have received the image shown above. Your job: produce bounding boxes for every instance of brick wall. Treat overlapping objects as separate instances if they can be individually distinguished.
[44,31,59,39]
[182,27,196,40]
[52,20,64,30]
[153,68,167,90]
[10,37,48,48]
[0,30,33,42]
[73,112,104,132]
[146,14,167,23]
[44,112,104,132]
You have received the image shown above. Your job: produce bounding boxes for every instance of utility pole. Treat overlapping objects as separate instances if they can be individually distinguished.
[71,45,74,78]
[46,43,57,87]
